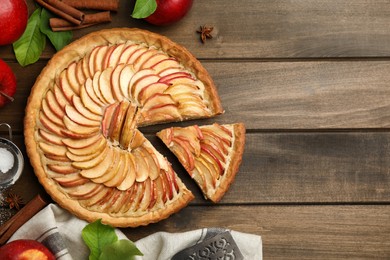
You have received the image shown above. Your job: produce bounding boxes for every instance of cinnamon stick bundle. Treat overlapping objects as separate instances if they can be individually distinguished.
[61,0,119,11]
[35,0,85,25]
[50,11,111,31]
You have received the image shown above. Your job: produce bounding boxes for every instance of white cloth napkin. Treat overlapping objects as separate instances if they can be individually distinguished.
[9,204,262,259]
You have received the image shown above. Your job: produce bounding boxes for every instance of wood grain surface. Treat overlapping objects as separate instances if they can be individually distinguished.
[1,0,389,259]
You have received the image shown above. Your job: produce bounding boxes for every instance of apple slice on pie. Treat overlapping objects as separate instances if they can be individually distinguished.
[157,123,246,202]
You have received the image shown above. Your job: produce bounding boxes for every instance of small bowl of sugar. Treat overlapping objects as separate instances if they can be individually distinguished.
[0,123,24,190]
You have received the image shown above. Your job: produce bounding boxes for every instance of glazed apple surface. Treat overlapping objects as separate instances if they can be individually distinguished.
[0,0,28,45]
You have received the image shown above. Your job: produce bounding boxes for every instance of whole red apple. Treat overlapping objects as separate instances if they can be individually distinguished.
[145,0,193,26]
[0,59,17,107]
[0,239,55,260]
[0,0,28,45]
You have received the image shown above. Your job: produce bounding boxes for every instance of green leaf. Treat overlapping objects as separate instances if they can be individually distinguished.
[13,8,46,67]
[82,219,118,260]
[131,0,157,19]
[99,239,144,260]
[40,8,72,51]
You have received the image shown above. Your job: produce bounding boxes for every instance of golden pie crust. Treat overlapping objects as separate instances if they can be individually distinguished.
[24,28,224,227]
[157,123,246,202]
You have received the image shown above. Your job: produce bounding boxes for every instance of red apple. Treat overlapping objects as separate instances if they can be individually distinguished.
[145,0,193,26]
[0,58,17,107]
[0,0,28,45]
[0,239,55,260]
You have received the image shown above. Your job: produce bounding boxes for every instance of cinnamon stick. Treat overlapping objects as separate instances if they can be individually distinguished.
[35,0,85,25]
[50,11,111,31]
[0,194,48,245]
[84,11,111,24]
[61,0,119,11]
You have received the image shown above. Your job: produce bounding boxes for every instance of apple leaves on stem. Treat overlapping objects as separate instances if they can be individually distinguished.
[13,7,72,67]
[82,219,143,260]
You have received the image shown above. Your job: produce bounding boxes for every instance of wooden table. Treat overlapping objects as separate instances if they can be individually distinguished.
[1,0,390,258]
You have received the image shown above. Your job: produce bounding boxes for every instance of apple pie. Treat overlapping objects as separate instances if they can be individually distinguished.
[24,28,224,227]
[157,123,245,202]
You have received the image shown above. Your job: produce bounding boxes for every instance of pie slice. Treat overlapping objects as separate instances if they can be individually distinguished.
[157,123,246,202]
[24,28,224,227]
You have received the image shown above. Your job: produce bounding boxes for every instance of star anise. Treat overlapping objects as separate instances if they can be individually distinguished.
[197,25,214,43]
[5,192,24,210]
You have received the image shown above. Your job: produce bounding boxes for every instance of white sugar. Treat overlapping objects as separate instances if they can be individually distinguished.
[0,148,14,173]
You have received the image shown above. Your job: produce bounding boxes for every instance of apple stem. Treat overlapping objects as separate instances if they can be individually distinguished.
[0,91,14,102]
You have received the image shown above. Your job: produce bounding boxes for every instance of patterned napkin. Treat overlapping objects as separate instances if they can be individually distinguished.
[9,204,262,259]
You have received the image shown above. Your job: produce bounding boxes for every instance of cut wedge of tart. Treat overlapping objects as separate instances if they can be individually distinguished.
[24,28,224,227]
[157,123,246,203]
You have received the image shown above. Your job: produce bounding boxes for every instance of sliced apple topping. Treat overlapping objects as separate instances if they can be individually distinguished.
[66,136,106,156]
[59,70,76,103]
[108,99,130,143]
[53,84,70,111]
[139,93,180,124]
[111,64,126,101]
[75,58,86,86]
[118,44,139,64]
[47,163,78,175]
[137,82,169,106]
[45,89,65,119]
[63,115,100,135]
[141,53,171,70]
[54,173,89,187]
[72,96,101,121]
[92,71,108,105]
[94,45,109,73]
[128,69,156,100]
[80,79,104,115]
[119,104,138,150]
[98,68,116,104]
[101,103,119,137]
[132,47,158,71]
[39,129,63,146]
[39,141,68,157]
[106,43,125,68]
[65,105,100,127]
[131,74,160,104]
[92,150,122,184]
[41,99,65,127]
[151,58,182,74]
[66,62,81,95]
[117,153,136,191]
[127,46,149,66]
[157,123,245,202]
[119,64,135,99]
[62,182,102,199]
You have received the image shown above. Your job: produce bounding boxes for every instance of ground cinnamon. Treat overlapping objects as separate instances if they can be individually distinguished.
[50,11,112,31]
[35,0,85,25]
[61,0,119,11]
